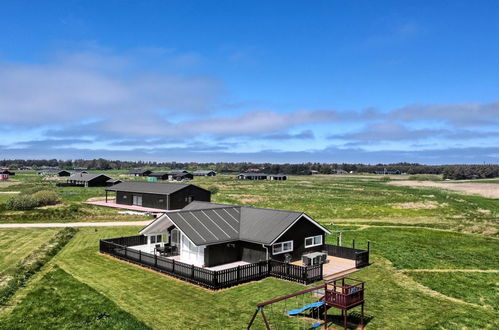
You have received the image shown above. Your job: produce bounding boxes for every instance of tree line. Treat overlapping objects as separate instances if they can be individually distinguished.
[1,159,497,179]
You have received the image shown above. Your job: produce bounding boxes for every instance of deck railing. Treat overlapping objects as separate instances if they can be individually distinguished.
[324,243,370,268]
[324,277,365,309]
[100,236,322,290]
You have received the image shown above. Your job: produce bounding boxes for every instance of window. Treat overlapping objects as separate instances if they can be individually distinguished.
[305,235,322,248]
[156,234,162,243]
[272,240,293,255]
[150,235,156,244]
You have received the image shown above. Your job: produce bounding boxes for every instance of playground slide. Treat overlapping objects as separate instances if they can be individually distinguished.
[287,301,325,316]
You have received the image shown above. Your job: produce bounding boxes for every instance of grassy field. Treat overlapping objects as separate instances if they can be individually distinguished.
[0,172,497,329]
[0,228,59,274]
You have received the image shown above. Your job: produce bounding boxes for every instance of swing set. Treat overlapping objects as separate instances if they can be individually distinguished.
[247,277,365,330]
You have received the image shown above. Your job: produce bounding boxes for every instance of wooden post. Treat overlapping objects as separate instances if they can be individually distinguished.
[352,239,355,249]
[237,265,241,282]
[367,240,370,252]
[343,309,347,330]
[191,264,195,279]
[154,254,157,268]
[361,303,364,329]
[172,259,175,273]
[213,271,218,288]
[247,308,260,329]
[336,236,340,246]
[139,250,142,263]
[124,246,127,258]
[261,309,271,330]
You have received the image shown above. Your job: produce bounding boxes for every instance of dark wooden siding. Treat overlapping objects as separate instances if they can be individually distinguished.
[271,217,325,262]
[204,241,240,267]
[116,192,168,209]
[168,186,211,210]
[240,241,267,263]
[204,240,267,267]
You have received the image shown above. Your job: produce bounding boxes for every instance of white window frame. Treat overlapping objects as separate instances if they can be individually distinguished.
[272,240,293,255]
[305,235,322,248]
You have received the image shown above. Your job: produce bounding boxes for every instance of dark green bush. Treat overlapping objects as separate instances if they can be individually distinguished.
[6,194,39,210]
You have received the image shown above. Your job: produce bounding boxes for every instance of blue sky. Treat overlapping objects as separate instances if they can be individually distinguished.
[1,0,498,164]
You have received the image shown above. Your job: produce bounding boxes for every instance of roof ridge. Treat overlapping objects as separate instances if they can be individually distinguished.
[173,205,242,214]
[239,204,303,214]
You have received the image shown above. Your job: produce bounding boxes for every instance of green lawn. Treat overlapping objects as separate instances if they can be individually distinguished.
[0,228,59,275]
[0,266,150,330]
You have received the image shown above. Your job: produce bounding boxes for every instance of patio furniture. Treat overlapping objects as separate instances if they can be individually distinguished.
[302,255,311,266]
[302,252,328,265]
[284,253,292,263]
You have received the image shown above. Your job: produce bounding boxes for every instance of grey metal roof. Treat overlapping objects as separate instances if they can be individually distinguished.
[68,173,111,182]
[106,181,190,194]
[269,174,287,177]
[141,202,330,246]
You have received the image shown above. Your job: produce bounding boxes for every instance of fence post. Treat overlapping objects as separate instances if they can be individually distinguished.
[337,236,340,246]
[124,246,127,258]
[213,271,218,289]
[367,240,370,252]
[191,264,195,279]
[302,267,307,283]
[286,263,289,276]
[352,239,355,249]
[172,259,175,273]
[154,254,157,268]
[320,263,323,279]
[267,259,271,276]
[259,261,262,278]
[237,265,241,282]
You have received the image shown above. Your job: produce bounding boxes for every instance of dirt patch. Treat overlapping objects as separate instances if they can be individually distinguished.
[391,201,446,209]
[238,195,266,203]
[388,181,499,199]
[0,181,19,188]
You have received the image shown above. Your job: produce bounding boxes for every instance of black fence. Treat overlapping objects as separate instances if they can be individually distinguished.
[324,244,370,268]
[100,237,322,290]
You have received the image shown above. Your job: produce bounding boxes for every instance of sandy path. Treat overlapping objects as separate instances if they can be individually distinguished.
[0,220,153,229]
[388,181,499,198]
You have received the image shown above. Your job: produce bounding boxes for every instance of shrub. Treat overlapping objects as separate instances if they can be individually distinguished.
[32,190,60,206]
[7,194,39,210]
[24,185,54,195]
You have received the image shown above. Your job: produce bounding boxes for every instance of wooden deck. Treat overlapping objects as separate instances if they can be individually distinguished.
[292,255,357,279]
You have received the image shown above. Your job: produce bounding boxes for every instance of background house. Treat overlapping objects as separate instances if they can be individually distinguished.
[66,173,112,187]
[193,170,217,177]
[105,181,211,210]
[128,169,152,177]
[139,201,330,267]
[269,174,287,181]
[58,170,71,177]
[237,173,268,180]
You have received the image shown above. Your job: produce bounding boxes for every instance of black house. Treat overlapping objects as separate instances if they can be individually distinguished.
[128,169,152,177]
[193,170,217,177]
[58,170,71,177]
[106,181,211,210]
[139,201,330,267]
[237,173,268,180]
[67,173,113,187]
[149,172,169,180]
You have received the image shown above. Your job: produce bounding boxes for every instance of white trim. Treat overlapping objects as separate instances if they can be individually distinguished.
[272,240,293,255]
[269,213,331,245]
[305,235,322,248]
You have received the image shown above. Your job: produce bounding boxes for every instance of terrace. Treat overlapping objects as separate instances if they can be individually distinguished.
[100,235,369,290]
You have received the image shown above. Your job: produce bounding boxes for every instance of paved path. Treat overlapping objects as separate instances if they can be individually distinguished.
[0,220,153,228]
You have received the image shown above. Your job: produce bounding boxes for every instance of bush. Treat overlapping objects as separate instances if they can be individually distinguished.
[7,194,39,210]
[24,185,54,195]
[32,190,60,206]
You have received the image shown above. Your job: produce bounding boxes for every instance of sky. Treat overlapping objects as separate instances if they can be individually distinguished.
[1,0,498,164]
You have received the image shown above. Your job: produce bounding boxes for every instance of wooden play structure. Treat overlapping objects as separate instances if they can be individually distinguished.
[247,277,365,329]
